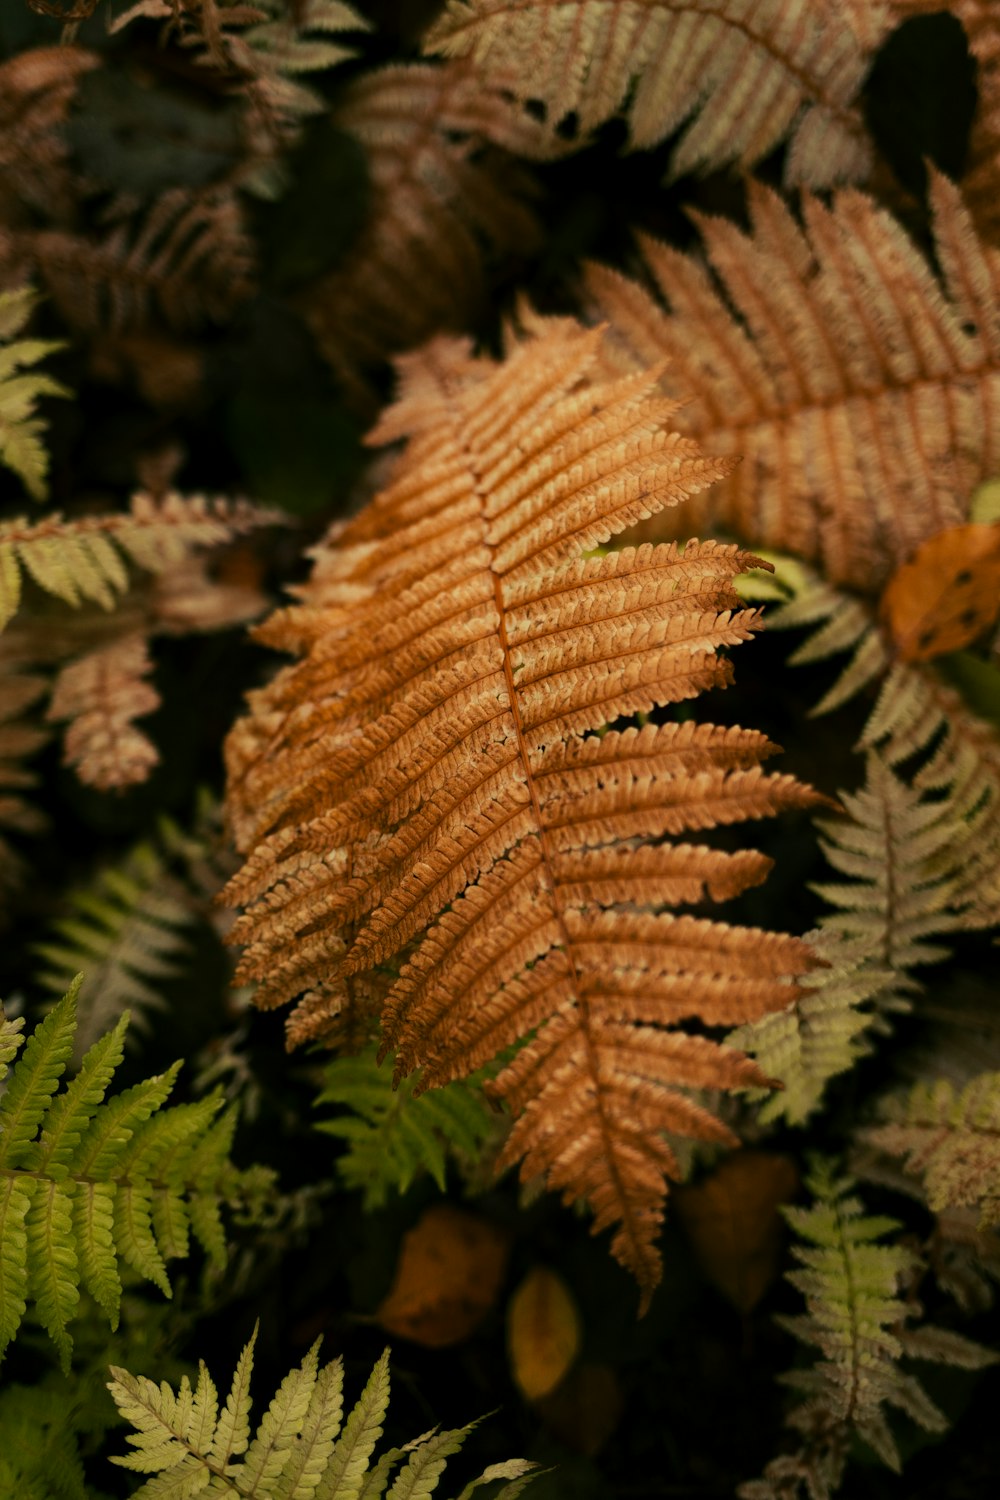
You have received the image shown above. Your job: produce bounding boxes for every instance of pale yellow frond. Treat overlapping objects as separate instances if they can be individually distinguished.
[424,0,888,184]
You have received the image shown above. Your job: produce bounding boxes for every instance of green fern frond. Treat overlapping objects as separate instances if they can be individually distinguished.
[0,491,280,632]
[33,820,209,1064]
[0,1382,96,1500]
[733,751,967,1124]
[315,1046,502,1209]
[0,981,274,1371]
[740,1163,997,1500]
[864,1073,1000,1228]
[108,1322,536,1499]
[0,286,69,504]
[0,1006,25,1084]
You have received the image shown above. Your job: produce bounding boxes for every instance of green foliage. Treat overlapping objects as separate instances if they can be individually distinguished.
[864,1072,1000,1226]
[0,1381,96,1500]
[741,1163,997,1500]
[108,1322,537,1499]
[315,1046,501,1209]
[0,981,273,1371]
[0,286,68,503]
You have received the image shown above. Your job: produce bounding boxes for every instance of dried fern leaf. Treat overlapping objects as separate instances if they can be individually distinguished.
[0,491,277,632]
[423,0,885,183]
[865,1073,1000,1226]
[740,1162,996,1500]
[315,1045,501,1208]
[585,171,1000,594]
[304,61,549,408]
[224,319,826,1302]
[0,286,69,503]
[4,187,255,333]
[0,663,49,893]
[46,634,160,791]
[0,46,98,222]
[0,982,273,1371]
[108,1326,536,1499]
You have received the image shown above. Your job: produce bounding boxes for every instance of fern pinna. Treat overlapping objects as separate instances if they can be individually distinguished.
[223,317,827,1305]
[0,979,272,1371]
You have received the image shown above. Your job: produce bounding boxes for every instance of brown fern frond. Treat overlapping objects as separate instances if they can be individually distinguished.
[423,0,888,184]
[224,319,826,1301]
[4,187,255,333]
[302,61,549,409]
[585,172,1000,594]
[0,46,98,222]
[46,634,160,791]
[0,661,49,893]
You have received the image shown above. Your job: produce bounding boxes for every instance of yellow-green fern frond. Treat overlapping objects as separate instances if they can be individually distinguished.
[865,1073,1000,1227]
[315,1045,503,1209]
[733,752,971,1124]
[108,1323,537,1499]
[740,1162,997,1500]
[0,1383,91,1500]
[0,286,68,503]
[0,490,279,632]
[0,982,274,1371]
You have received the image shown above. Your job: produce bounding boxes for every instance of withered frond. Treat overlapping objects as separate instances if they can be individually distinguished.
[586,172,1000,594]
[46,634,161,791]
[224,318,826,1302]
[423,0,886,184]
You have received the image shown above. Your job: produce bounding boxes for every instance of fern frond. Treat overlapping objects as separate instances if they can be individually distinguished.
[740,1162,997,1500]
[33,827,203,1061]
[586,171,1000,593]
[734,750,975,1124]
[315,1046,501,1209]
[46,633,161,791]
[305,61,549,408]
[0,285,69,503]
[864,1073,1000,1226]
[0,1382,91,1500]
[224,317,827,1303]
[9,186,255,333]
[108,1325,536,1498]
[0,981,273,1371]
[0,1004,26,1084]
[0,490,278,632]
[0,46,98,222]
[423,0,886,184]
[0,660,49,890]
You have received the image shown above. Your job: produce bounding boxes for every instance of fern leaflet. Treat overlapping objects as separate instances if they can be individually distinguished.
[0,285,68,503]
[315,1046,501,1208]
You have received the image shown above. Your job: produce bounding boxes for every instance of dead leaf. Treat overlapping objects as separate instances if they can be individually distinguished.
[880,523,1000,662]
[674,1151,798,1314]
[507,1267,581,1401]
[375,1204,509,1348]
[534,1363,623,1456]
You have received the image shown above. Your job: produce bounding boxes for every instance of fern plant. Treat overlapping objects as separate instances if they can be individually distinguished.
[107,1322,537,1499]
[740,1161,997,1500]
[315,1046,502,1209]
[0,979,273,1370]
[0,284,68,503]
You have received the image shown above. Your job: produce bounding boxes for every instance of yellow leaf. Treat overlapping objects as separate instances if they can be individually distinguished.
[506,1267,581,1401]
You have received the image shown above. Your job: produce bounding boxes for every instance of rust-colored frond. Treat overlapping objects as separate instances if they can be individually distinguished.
[423,0,887,184]
[46,634,160,791]
[0,46,98,222]
[303,62,549,409]
[3,187,255,333]
[585,171,1000,594]
[224,319,825,1301]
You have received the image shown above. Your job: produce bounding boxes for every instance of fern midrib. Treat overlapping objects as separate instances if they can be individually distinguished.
[832,1193,866,1427]
[490,564,643,1255]
[0,1164,224,1194]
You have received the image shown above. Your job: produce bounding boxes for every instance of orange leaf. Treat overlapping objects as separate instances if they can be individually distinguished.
[507,1267,581,1401]
[880,523,1000,662]
[375,1204,510,1348]
[674,1151,798,1314]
